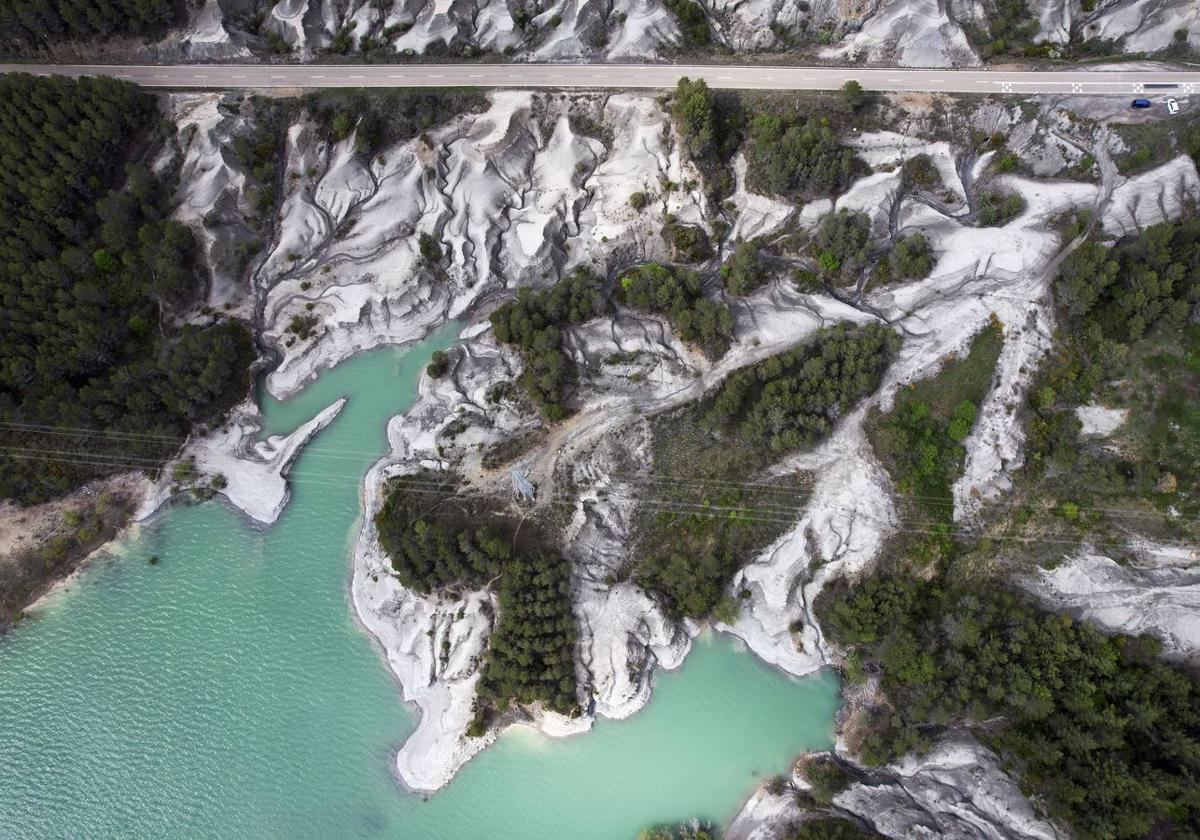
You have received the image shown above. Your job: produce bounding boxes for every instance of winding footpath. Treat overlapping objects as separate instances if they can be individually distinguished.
[1,61,1200,95]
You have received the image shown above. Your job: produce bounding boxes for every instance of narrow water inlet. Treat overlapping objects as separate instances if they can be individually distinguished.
[0,330,841,840]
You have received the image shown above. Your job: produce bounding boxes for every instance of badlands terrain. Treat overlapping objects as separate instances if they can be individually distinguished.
[131,82,1200,837]
[22,0,1200,68]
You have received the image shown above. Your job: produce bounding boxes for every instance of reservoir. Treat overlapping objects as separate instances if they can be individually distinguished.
[0,327,841,839]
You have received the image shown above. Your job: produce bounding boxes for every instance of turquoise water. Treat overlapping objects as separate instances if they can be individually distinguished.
[0,327,841,840]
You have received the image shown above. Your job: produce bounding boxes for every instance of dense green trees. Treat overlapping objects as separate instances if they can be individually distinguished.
[814,210,872,283]
[617,263,734,360]
[1020,220,1200,544]
[0,74,253,504]
[708,322,900,454]
[818,575,1200,839]
[822,284,1200,836]
[374,474,508,592]
[886,233,934,281]
[664,220,713,263]
[967,0,1040,59]
[669,77,742,200]
[490,270,609,420]
[373,474,578,723]
[302,90,488,159]
[0,0,180,51]
[636,324,900,618]
[721,240,769,296]
[746,113,858,197]
[476,547,578,716]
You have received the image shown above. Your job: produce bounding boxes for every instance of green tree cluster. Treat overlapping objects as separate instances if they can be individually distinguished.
[721,240,768,296]
[968,0,1040,59]
[746,113,857,197]
[901,154,942,190]
[0,0,179,51]
[232,123,283,217]
[617,263,733,360]
[1022,221,1200,537]
[302,89,488,159]
[373,474,579,723]
[669,77,742,200]
[664,220,713,263]
[636,324,899,618]
[977,190,1026,227]
[707,322,900,453]
[490,269,609,420]
[0,74,253,504]
[662,0,711,49]
[1030,220,1200,458]
[886,232,934,281]
[817,575,1200,839]
[814,210,872,283]
[476,547,578,715]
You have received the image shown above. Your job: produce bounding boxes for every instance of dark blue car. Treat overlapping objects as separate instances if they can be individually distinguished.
[1132,98,1152,108]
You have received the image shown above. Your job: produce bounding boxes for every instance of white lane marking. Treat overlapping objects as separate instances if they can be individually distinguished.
[312,74,327,79]
[1001,81,1013,93]
[1186,83,1195,94]
[929,78,945,83]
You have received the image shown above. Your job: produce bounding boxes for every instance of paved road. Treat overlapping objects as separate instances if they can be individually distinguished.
[2,62,1199,95]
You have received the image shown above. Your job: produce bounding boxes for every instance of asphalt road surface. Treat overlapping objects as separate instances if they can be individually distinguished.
[2,62,1199,95]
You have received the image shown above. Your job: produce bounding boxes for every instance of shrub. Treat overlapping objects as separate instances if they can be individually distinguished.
[887,232,934,281]
[426,350,450,379]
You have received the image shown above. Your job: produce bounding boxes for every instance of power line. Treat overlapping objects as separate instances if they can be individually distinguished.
[2,446,1190,557]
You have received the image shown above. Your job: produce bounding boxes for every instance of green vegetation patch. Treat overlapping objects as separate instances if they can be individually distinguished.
[865,318,1004,567]
[617,263,733,360]
[721,240,769,296]
[490,269,609,420]
[0,74,254,505]
[634,323,900,618]
[664,219,713,263]
[817,574,1200,839]
[0,0,181,52]
[814,210,872,285]
[374,473,578,723]
[884,233,934,282]
[300,89,489,159]
[964,0,1039,59]
[745,111,859,198]
[795,754,852,805]
[1018,220,1200,551]
[662,0,712,50]
[669,77,743,202]
[977,190,1026,227]
[819,225,1200,838]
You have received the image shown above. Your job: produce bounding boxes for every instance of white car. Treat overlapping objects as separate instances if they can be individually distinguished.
[1167,98,1180,115]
